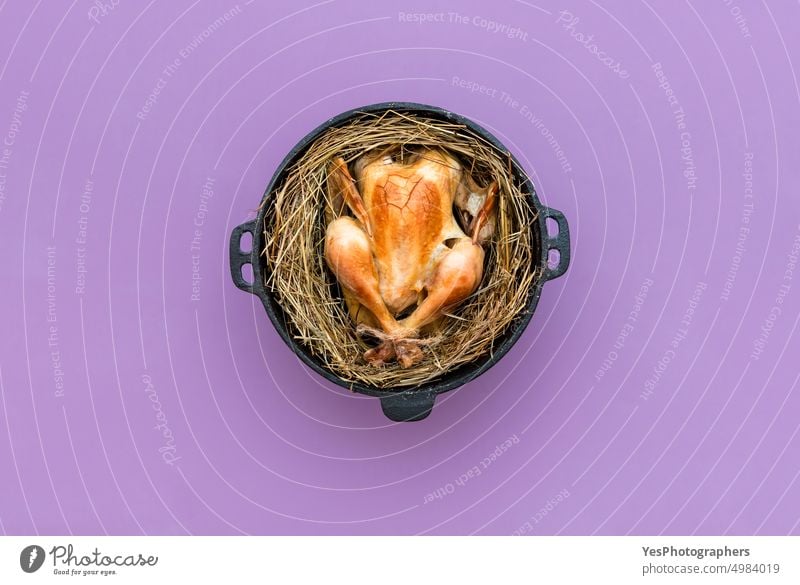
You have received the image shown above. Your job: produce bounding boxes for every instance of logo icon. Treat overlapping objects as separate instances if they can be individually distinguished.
[20,545,46,573]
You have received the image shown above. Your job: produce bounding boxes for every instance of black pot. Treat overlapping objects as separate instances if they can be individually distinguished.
[229,102,570,422]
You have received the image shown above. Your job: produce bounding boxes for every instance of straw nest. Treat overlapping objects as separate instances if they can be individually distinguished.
[262,110,539,389]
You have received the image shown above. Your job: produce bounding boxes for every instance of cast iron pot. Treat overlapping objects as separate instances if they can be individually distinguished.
[230,102,570,422]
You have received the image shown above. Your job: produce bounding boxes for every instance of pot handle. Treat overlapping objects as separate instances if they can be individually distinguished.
[230,219,258,294]
[380,391,436,422]
[542,207,570,281]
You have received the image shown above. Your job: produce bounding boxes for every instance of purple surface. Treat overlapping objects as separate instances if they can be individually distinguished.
[0,0,798,536]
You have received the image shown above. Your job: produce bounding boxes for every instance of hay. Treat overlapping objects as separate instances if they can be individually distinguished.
[262,110,539,389]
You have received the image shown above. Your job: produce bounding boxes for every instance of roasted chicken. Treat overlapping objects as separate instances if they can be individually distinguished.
[324,147,497,368]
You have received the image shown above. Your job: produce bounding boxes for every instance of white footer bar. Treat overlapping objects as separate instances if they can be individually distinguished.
[1,536,797,584]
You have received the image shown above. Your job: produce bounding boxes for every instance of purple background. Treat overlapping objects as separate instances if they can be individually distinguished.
[0,0,798,535]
